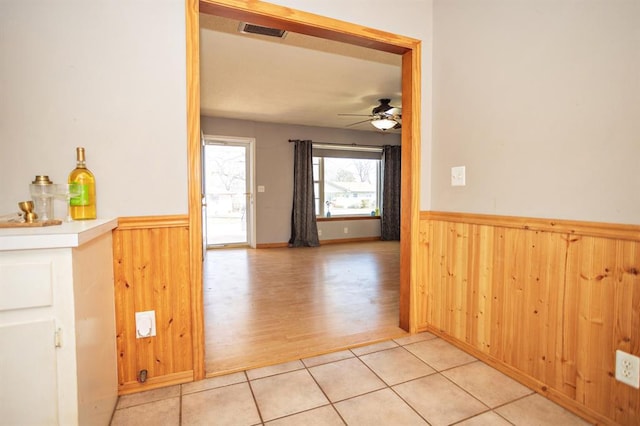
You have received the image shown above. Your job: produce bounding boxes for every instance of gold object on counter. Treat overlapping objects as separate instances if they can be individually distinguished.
[0,201,61,228]
[18,200,37,223]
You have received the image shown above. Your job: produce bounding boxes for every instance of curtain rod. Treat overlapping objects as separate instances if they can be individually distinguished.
[287,139,386,150]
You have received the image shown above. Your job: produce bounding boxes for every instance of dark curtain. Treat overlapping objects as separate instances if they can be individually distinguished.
[381,145,401,241]
[288,140,320,247]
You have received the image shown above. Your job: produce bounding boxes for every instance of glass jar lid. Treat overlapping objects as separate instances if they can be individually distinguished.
[32,175,53,185]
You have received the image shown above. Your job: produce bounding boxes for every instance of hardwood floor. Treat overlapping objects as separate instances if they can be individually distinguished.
[204,241,407,376]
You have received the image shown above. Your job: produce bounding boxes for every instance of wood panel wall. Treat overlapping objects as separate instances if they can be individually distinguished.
[113,215,193,395]
[418,212,640,425]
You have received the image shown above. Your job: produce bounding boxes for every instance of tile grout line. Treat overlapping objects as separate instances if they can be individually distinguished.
[245,370,266,425]
[244,357,350,424]
[352,345,432,425]
[436,358,540,424]
[303,355,350,425]
[178,384,183,426]
[355,336,516,426]
[395,349,495,425]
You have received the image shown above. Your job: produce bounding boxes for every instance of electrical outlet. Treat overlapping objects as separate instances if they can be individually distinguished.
[343,227,349,234]
[318,229,322,236]
[615,350,640,388]
[135,310,156,338]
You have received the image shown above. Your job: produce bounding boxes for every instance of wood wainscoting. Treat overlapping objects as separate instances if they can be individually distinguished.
[113,215,193,395]
[418,211,640,425]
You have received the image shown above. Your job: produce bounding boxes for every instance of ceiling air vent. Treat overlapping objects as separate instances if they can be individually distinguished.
[238,22,287,39]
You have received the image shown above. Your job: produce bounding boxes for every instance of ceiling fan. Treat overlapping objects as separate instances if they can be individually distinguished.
[338,98,402,131]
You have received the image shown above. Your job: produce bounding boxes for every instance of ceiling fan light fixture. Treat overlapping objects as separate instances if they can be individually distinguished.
[371,118,397,131]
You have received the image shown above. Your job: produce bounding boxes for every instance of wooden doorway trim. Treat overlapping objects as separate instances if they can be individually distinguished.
[186,0,421,380]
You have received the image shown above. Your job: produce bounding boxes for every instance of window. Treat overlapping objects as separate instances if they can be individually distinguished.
[312,145,382,217]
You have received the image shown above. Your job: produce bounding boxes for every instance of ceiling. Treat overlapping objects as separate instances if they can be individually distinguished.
[199,14,403,133]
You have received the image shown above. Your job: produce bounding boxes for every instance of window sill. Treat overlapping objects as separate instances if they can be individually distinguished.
[317,216,380,222]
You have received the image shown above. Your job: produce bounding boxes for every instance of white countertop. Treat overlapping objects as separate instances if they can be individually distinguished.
[0,218,118,251]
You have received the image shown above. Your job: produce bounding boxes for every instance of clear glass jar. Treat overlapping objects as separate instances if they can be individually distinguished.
[30,175,54,221]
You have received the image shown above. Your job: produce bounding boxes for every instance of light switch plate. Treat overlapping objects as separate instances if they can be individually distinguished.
[257,185,265,193]
[451,166,466,186]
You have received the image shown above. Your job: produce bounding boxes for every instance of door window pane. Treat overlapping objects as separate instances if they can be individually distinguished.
[204,144,248,245]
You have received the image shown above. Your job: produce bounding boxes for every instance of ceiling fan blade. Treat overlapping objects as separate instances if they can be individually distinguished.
[346,119,373,127]
[337,99,401,129]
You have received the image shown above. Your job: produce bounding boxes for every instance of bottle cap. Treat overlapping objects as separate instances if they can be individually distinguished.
[76,147,86,162]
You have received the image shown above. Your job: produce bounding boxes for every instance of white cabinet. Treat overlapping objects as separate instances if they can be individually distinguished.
[0,219,118,425]
[1,319,59,424]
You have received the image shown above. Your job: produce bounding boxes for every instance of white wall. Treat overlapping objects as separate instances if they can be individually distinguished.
[267,0,435,212]
[5,1,634,226]
[0,0,187,218]
[0,0,432,219]
[432,0,640,225]
[201,116,400,244]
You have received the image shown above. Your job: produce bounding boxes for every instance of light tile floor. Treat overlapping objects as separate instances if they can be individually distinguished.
[111,333,593,426]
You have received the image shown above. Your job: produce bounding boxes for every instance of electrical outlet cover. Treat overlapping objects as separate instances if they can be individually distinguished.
[615,350,640,389]
[135,310,157,339]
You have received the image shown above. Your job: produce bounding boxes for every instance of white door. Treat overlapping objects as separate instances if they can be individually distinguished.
[200,131,207,258]
[202,136,255,248]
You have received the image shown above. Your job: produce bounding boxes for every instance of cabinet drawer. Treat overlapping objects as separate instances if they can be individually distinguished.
[0,262,53,311]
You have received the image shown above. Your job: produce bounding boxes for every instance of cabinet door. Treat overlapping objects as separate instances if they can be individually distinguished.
[0,320,59,425]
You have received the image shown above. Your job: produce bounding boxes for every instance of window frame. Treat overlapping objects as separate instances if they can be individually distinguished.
[312,146,382,218]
